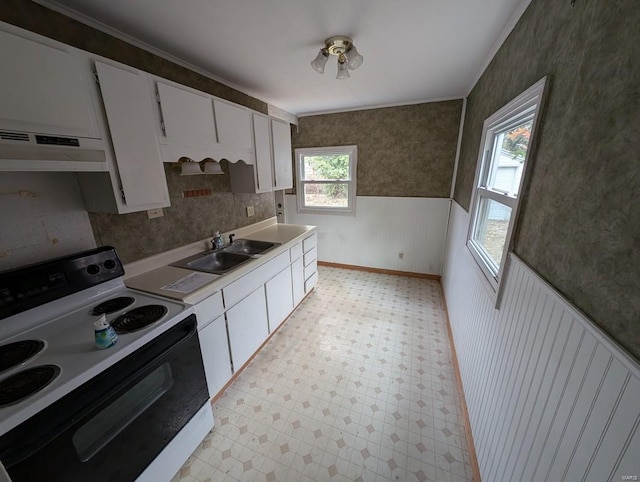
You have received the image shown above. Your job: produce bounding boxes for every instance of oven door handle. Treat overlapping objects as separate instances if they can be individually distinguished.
[0,315,201,467]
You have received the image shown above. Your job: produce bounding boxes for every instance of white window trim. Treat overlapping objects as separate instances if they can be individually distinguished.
[466,76,548,307]
[295,145,357,215]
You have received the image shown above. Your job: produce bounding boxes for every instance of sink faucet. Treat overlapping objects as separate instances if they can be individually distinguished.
[229,234,235,245]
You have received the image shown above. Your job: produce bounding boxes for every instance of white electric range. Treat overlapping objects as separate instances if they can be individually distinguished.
[0,247,213,482]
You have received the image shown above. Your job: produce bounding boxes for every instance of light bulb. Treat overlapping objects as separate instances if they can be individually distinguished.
[336,56,350,80]
[310,49,329,74]
[346,45,364,70]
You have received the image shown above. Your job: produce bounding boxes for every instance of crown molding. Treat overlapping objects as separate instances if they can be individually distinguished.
[297,95,464,117]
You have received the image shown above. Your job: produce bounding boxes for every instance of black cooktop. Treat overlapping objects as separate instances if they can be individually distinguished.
[0,365,60,407]
[111,305,168,333]
[91,296,135,315]
[0,340,45,373]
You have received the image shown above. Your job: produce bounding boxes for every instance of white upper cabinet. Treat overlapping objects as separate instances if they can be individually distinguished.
[153,80,257,164]
[229,115,293,193]
[0,29,100,139]
[253,114,274,192]
[213,99,252,151]
[93,61,169,211]
[271,118,293,190]
[156,81,217,148]
[229,113,273,193]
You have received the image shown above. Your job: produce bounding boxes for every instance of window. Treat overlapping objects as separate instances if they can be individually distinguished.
[467,77,547,296]
[295,145,357,215]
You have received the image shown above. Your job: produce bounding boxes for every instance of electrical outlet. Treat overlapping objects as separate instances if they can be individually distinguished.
[147,208,164,219]
[398,252,404,259]
[246,206,255,217]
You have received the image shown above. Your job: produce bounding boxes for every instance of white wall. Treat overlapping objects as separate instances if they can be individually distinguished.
[285,195,450,275]
[442,201,640,481]
[0,172,95,270]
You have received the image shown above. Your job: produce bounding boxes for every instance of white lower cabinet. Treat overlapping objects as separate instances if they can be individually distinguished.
[291,257,304,306]
[265,266,293,332]
[198,315,232,397]
[225,287,269,371]
[193,232,316,399]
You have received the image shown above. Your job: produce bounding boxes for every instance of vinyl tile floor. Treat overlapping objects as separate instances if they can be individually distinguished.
[174,266,474,482]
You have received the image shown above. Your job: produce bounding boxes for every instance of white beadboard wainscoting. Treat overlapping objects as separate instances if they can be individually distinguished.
[442,201,640,482]
[285,195,450,275]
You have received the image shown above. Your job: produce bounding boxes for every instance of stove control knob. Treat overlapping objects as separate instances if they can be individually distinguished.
[103,259,117,270]
[87,264,100,275]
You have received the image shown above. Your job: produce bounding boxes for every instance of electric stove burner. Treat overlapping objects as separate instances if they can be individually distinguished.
[91,296,135,315]
[111,305,168,333]
[0,340,45,373]
[0,365,60,407]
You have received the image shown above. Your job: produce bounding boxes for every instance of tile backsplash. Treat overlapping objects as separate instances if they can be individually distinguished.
[89,162,275,263]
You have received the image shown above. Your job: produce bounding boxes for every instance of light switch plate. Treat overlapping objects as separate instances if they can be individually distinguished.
[246,206,255,217]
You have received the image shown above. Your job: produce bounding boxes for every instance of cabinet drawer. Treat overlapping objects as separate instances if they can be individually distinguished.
[303,247,317,267]
[194,291,224,329]
[289,243,302,262]
[304,271,318,293]
[304,259,317,281]
[223,251,289,308]
[302,233,317,252]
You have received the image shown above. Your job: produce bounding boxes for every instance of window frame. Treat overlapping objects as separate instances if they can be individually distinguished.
[467,77,548,305]
[295,145,357,215]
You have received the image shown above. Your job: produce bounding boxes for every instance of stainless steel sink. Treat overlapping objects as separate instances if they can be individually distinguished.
[170,239,280,275]
[170,250,251,274]
[223,239,279,256]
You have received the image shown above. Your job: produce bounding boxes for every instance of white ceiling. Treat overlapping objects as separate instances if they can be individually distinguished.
[39,0,528,117]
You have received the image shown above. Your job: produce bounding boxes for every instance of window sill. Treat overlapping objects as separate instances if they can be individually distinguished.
[464,243,512,310]
[296,206,356,216]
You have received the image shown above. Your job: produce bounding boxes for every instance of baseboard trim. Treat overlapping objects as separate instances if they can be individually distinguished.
[439,282,482,482]
[318,261,441,280]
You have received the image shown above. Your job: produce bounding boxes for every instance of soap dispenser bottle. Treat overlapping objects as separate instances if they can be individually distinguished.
[212,231,224,250]
[94,314,118,349]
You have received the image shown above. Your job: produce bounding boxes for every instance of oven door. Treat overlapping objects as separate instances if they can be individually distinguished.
[0,314,209,482]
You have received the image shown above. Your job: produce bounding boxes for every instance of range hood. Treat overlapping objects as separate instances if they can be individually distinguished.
[0,130,108,172]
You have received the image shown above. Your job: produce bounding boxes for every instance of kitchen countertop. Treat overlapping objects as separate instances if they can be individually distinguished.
[124,218,316,304]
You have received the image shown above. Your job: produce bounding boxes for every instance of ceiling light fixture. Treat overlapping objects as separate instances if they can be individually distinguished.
[310,36,364,79]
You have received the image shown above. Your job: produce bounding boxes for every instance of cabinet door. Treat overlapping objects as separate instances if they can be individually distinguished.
[271,119,293,189]
[214,99,252,150]
[199,315,232,397]
[0,29,99,138]
[95,61,169,209]
[156,82,217,147]
[226,287,269,371]
[265,266,293,332]
[253,114,273,193]
[291,257,305,307]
